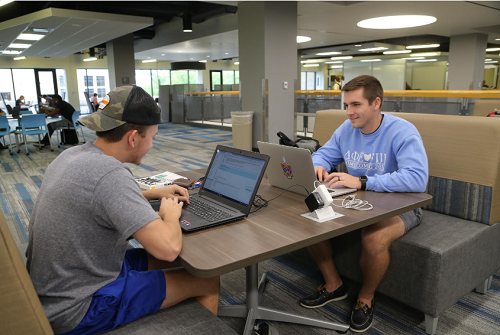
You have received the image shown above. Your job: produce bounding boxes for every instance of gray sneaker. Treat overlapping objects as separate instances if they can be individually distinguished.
[299,284,347,308]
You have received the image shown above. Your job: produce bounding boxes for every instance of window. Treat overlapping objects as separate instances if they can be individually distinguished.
[84,75,94,87]
[96,76,105,86]
[97,88,106,98]
[301,71,316,90]
[87,88,94,96]
[59,76,65,88]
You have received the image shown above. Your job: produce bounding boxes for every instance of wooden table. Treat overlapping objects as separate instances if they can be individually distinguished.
[178,169,432,334]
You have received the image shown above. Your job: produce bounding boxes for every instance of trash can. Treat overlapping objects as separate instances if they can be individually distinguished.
[231,111,254,151]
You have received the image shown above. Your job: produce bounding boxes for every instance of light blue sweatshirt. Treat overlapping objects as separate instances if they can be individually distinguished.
[312,113,429,193]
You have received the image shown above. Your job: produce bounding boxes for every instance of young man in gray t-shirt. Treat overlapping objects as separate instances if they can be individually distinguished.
[26,86,220,334]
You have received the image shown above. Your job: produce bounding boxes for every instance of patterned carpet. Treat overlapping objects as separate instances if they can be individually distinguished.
[1,123,499,334]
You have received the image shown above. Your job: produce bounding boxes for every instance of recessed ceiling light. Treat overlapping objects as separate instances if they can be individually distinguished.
[300,60,319,63]
[13,56,26,60]
[161,54,165,56]
[142,59,157,63]
[297,36,311,43]
[359,47,388,51]
[316,51,342,56]
[411,52,438,57]
[190,58,193,60]
[402,57,425,60]
[9,43,31,49]
[357,15,437,29]
[147,57,151,59]
[234,62,240,65]
[207,55,210,57]
[415,59,438,62]
[83,57,97,62]
[485,61,498,64]
[225,53,229,55]
[496,38,500,41]
[355,44,362,47]
[325,61,343,64]
[331,56,353,60]
[486,48,500,52]
[360,59,381,62]
[485,59,492,61]
[2,50,21,54]
[303,64,319,67]
[406,44,440,49]
[383,50,411,55]
[199,60,207,63]
[18,33,44,41]
[330,65,343,68]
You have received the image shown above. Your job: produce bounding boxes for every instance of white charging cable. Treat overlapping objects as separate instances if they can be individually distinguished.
[332,194,373,211]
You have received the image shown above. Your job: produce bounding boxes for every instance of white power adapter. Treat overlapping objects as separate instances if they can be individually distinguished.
[305,184,333,212]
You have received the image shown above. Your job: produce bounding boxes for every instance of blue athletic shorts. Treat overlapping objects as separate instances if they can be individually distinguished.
[60,248,166,335]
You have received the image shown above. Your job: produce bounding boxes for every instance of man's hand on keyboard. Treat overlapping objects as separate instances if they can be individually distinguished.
[145,185,190,204]
[159,197,183,221]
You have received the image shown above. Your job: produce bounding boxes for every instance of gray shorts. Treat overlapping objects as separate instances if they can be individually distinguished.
[400,208,423,234]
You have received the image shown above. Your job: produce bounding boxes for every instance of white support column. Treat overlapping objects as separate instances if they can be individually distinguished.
[448,33,488,90]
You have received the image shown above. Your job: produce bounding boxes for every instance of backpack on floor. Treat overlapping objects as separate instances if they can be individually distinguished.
[61,129,79,145]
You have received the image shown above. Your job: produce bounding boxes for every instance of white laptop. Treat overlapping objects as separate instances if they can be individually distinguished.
[257,141,357,197]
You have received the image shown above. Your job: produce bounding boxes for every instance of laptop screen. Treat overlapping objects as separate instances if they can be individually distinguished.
[202,149,267,207]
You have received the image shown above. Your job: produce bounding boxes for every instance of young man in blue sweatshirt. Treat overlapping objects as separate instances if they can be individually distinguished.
[299,75,428,332]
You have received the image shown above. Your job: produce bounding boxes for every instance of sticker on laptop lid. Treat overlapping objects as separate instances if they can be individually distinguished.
[281,157,293,179]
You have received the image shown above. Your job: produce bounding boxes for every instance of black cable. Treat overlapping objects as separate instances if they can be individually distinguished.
[250,184,311,213]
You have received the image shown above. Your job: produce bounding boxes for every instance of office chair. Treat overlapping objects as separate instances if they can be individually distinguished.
[0,115,15,155]
[6,104,13,115]
[55,111,86,147]
[14,114,53,155]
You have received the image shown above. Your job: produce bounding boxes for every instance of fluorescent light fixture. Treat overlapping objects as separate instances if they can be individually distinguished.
[485,61,498,64]
[234,62,240,65]
[411,52,438,57]
[325,61,343,64]
[297,36,311,43]
[331,56,353,60]
[415,59,438,62]
[496,39,500,41]
[316,51,342,56]
[330,65,343,68]
[32,28,51,33]
[199,60,207,63]
[300,60,319,63]
[359,47,388,51]
[0,0,14,7]
[9,43,31,49]
[360,59,381,62]
[303,64,319,67]
[17,33,44,41]
[1,50,21,54]
[142,59,157,63]
[485,59,492,61]
[486,48,500,52]
[355,44,362,47]
[406,44,440,49]
[402,57,424,60]
[357,15,437,29]
[13,56,26,60]
[83,57,97,62]
[383,50,411,55]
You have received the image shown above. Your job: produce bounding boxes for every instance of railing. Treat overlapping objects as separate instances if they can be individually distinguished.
[295,90,500,136]
[181,90,500,131]
[183,91,240,126]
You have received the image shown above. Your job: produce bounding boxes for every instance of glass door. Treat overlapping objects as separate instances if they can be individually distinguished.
[210,70,222,91]
[35,69,58,110]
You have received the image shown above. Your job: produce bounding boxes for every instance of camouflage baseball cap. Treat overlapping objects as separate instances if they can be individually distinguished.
[78,85,161,132]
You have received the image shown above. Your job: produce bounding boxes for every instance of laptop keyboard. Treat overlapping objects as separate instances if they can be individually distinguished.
[185,198,233,222]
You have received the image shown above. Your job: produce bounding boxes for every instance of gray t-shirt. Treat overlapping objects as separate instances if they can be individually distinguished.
[26,142,160,333]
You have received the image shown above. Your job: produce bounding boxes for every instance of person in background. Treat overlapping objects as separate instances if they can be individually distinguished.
[39,94,76,146]
[332,76,341,90]
[91,93,99,112]
[16,95,29,107]
[482,81,489,89]
[26,85,220,335]
[42,95,54,107]
[299,75,428,332]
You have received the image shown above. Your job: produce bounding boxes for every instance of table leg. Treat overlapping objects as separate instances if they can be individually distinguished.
[218,263,349,334]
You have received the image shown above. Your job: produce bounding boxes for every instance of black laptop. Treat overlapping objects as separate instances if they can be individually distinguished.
[153,145,270,232]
